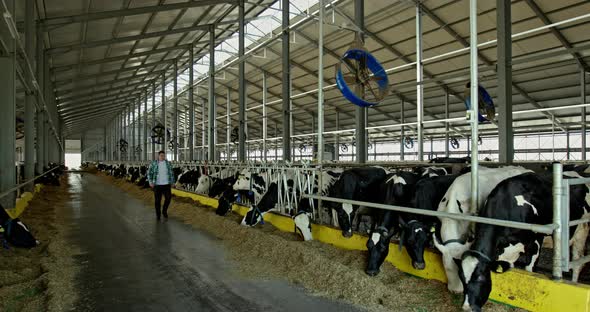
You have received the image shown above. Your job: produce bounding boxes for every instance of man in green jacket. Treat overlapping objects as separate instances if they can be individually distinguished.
[147,151,175,221]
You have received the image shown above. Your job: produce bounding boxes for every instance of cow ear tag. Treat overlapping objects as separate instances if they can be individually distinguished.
[430,226,436,233]
[496,265,503,273]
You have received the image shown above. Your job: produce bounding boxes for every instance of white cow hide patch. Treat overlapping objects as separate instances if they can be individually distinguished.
[371,233,381,246]
[514,195,538,215]
[525,241,541,272]
[16,221,29,232]
[386,175,406,185]
[497,243,525,267]
[462,256,479,284]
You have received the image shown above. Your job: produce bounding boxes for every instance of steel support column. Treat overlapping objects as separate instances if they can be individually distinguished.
[0,0,17,208]
[498,0,513,164]
[335,110,340,161]
[132,102,136,161]
[81,132,85,162]
[103,127,107,161]
[469,0,480,214]
[318,0,325,164]
[24,0,36,190]
[416,4,424,161]
[582,69,587,161]
[400,99,405,160]
[152,83,156,159]
[161,75,167,154]
[188,47,195,160]
[262,72,268,161]
[43,60,50,165]
[355,0,367,163]
[125,107,130,160]
[281,0,291,161]
[444,88,450,157]
[137,99,142,161]
[202,100,206,160]
[173,60,178,161]
[143,91,148,161]
[208,25,216,161]
[119,113,122,161]
[226,89,231,159]
[238,0,246,161]
[36,24,45,172]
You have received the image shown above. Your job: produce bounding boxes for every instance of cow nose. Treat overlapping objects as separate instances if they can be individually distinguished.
[412,261,426,270]
[365,269,380,277]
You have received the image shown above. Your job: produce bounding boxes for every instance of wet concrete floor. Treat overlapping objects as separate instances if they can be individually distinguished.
[67,173,362,312]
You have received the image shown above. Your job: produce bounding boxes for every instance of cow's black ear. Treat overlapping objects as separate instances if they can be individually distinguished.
[492,261,511,273]
[398,215,406,227]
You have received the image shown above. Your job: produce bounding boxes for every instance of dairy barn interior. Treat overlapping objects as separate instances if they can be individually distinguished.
[1,0,590,311]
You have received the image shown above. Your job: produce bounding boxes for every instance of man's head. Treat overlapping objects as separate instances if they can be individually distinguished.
[158,151,166,161]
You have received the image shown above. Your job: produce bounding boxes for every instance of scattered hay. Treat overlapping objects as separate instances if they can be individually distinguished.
[0,177,80,312]
[102,174,521,312]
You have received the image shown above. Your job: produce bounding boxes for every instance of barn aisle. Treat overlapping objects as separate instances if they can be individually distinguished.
[65,173,360,312]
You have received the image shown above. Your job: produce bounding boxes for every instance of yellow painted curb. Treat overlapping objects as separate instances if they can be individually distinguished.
[169,187,590,312]
[4,184,43,219]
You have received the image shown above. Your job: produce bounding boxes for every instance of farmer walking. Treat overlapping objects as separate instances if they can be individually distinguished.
[147,151,175,221]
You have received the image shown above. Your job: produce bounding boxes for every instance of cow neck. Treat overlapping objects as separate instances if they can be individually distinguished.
[463,249,492,263]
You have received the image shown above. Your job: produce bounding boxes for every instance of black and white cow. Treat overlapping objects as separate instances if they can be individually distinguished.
[458,171,590,312]
[433,166,532,294]
[233,170,270,201]
[324,167,387,237]
[430,157,471,164]
[34,163,64,186]
[175,167,202,191]
[135,166,150,188]
[215,188,254,216]
[414,166,449,177]
[195,168,234,196]
[241,182,283,227]
[0,205,38,248]
[294,169,343,241]
[366,170,457,276]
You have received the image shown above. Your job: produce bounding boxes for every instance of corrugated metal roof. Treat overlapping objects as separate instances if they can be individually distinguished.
[13,0,590,144]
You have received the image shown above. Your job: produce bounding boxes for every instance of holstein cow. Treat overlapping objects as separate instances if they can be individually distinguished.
[0,205,38,248]
[215,189,254,216]
[232,170,271,225]
[458,171,590,312]
[135,166,150,188]
[175,167,202,191]
[366,170,458,276]
[238,169,296,227]
[324,167,387,237]
[433,166,532,294]
[195,168,235,196]
[430,157,470,164]
[294,169,343,241]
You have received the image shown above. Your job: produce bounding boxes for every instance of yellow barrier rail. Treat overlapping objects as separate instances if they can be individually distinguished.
[170,188,590,312]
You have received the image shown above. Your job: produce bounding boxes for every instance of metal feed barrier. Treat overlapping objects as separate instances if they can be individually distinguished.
[0,165,62,201]
[302,162,589,282]
[104,160,590,282]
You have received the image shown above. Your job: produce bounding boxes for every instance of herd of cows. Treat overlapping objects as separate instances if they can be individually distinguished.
[94,160,590,312]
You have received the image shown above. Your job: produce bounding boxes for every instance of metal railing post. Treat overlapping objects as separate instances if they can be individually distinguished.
[552,162,563,280]
[561,179,570,273]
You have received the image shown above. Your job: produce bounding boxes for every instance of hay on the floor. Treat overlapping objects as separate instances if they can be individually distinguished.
[102,173,521,312]
[0,177,79,312]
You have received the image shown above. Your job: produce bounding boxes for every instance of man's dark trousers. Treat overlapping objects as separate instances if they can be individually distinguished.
[154,184,172,219]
